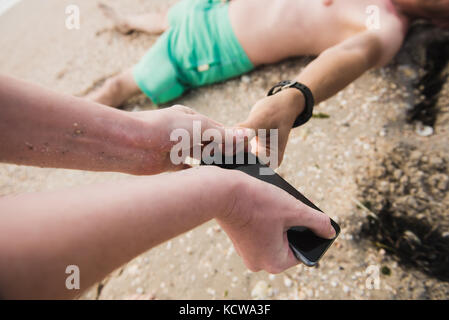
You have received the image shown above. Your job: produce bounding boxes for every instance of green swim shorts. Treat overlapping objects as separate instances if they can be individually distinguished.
[132,0,254,105]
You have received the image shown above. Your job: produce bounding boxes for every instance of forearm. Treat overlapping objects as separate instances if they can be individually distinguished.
[282,32,384,119]
[294,46,375,106]
[0,166,233,299]
[297,31,385,106]
[0,74,156,174]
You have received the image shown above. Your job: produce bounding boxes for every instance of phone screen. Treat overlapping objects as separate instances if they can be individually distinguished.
[201,152,340,266]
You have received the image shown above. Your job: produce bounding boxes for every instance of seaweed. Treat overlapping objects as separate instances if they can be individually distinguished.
[399,23,449,127]
[361,204,449,282]
[407,36,449,127]
[357,144,449,282]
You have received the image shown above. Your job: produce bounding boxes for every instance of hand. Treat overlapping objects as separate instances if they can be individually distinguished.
[238,89,305,167]
[216,169,336,274]
[130,105,249,174]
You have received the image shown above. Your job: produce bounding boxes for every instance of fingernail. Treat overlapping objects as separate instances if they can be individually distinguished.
[327,224,337,239]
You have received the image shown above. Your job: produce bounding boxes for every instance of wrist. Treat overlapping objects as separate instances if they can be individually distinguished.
[276,88,306,119]
[111,110,161,174]
[192,166,245,220]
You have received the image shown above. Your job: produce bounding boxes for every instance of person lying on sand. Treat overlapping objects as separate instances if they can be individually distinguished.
[0,74,336,299]
[88,0,449,165]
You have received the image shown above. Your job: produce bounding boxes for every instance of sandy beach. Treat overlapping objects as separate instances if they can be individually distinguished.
[0,0,448,300]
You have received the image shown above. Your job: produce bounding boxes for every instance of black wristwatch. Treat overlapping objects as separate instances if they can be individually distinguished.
[267,80,315,128]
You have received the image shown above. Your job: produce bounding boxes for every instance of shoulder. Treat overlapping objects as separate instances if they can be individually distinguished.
[371,8,409,66]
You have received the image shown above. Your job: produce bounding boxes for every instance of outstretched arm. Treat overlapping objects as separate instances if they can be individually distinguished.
[0,167,228,299]
[0,165,335,299]
[0,74,229,175]
[241,25,405,165]
[294,28,403,104]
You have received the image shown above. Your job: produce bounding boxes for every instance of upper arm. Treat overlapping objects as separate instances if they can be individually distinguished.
[372,15,407,67]
[328,15,406,69]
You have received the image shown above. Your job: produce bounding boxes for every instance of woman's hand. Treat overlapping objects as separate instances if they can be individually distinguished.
[129,105,249,175]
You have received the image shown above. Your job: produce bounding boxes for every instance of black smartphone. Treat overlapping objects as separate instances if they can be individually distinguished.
[201,151,340,267]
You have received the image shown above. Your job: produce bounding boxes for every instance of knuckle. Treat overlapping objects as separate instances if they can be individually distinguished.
[295,202,308,217]
[250,265,262,273]
[317,214,332,235]
[265,264,283,275]
[245,260,262,273]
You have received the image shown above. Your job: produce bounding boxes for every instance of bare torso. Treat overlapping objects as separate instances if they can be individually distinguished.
[229,0,408,65]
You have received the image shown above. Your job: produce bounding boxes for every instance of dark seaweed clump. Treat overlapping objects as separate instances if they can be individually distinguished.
[397,23,449,127]
[362,208,449,282]
[356,144,449,281]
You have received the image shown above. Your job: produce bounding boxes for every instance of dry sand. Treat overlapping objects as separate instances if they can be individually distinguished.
[0,0,448,300]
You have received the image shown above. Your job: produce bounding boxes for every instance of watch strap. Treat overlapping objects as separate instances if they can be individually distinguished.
[267,81,315,128]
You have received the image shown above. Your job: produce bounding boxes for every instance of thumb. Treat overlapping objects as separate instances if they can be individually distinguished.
[289,204,337,240]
